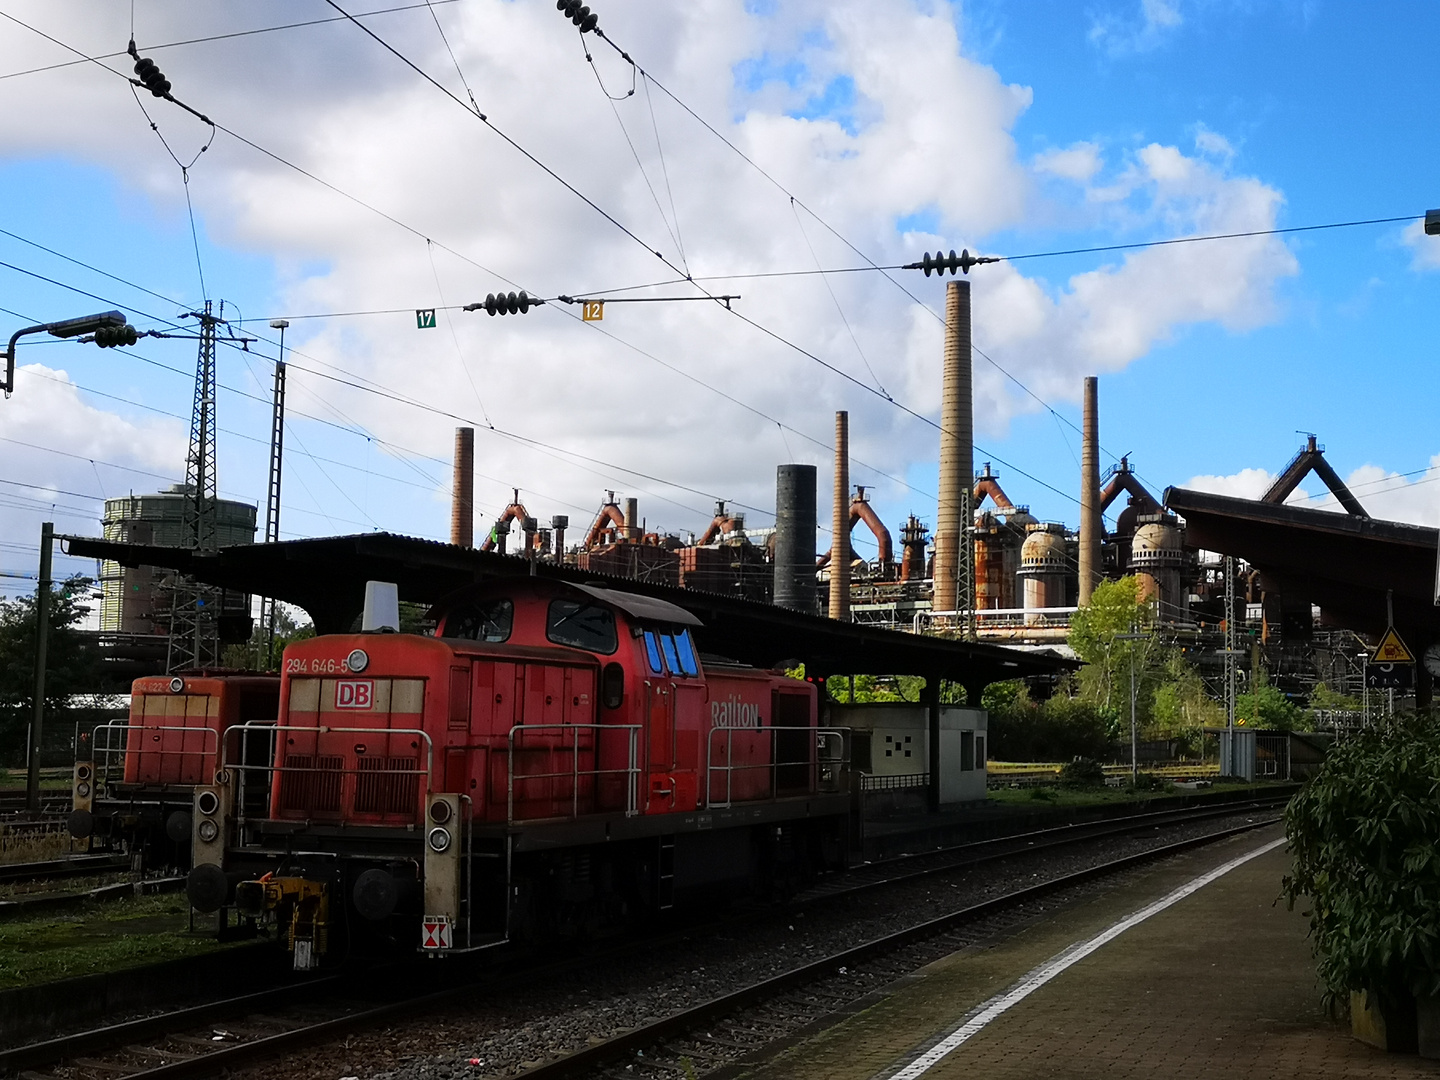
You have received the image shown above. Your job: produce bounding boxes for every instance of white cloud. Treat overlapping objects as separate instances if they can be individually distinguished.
[1193,125,1234,162]
[1184,467,1291,502]
[1089,0,1185,56]
[1183,457,1440,527]
[0,362,187,576]
[0,1,1301,546]
[1402,220,1440,271]
[1034,141,1103,183]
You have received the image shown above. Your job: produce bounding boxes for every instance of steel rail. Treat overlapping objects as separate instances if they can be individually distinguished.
[0,853,129,884]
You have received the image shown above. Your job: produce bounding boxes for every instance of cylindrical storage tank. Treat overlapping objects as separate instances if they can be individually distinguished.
[100,487,257,635]
[774,464,817,612]
[999,506,1035,610]
[1129,513,1186,618]
[973,510,1006,610]
[1017,523,1069,624]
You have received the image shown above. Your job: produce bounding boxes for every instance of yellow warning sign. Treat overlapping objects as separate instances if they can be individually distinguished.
[1371,627,1414,664]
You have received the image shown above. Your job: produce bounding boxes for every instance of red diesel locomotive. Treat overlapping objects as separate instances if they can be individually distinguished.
[70,673,280,867]
[183,578,848,966]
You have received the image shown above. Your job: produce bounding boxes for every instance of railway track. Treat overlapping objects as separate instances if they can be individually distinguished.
[0,798,1286,1080]
[0,853,130,886]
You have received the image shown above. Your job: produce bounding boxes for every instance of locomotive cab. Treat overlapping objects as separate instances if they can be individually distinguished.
[195,578,848,967]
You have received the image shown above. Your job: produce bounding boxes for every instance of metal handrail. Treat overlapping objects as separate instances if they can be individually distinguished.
[506,723,641,823]
[221,721,435,826]
[704,725,848,809]
[90,720,219,789]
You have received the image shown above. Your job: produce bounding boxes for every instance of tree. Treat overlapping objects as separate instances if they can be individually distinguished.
[0,575,102,763]
[1235,667,1305,730]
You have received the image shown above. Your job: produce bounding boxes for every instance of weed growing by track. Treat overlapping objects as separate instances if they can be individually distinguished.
[0,893,236,989]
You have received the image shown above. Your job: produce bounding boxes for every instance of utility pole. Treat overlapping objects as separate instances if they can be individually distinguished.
[1224,556,1238,775]
[261,319,288,667]
[167,301,221,673]
[1116,627,1146,785]
[25,521,53,812]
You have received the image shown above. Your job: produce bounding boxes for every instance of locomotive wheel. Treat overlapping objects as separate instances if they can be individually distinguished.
[353,868,399,921]
[165,810,192,843]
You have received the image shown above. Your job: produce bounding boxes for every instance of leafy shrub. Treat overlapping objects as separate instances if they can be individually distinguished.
[1059,757,1106,789]
[986,688,1113,763]
[1282,716,1440,1006]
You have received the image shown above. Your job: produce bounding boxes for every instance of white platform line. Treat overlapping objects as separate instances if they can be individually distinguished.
[881,835,1288,1080]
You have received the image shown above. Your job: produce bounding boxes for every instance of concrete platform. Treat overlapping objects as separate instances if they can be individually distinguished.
[737,824,1433,1079]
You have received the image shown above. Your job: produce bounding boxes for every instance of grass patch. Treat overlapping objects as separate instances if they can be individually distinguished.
[987,781,1275,808]
[0,893,239,990]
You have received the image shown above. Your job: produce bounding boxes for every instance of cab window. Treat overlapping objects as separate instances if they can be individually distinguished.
[546,599,618,654]
[642,631,665,674]
[671,629,700,677]
[446,598,513,642]
[659,632,682,675]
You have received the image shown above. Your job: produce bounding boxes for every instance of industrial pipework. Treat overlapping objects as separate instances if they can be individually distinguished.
[829,411,850,622]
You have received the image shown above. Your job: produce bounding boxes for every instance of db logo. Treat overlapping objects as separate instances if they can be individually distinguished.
[335,680,374,709]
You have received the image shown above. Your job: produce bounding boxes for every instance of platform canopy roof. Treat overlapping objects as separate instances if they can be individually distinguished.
[1164,486,1440,643]
[61,531,1073,692]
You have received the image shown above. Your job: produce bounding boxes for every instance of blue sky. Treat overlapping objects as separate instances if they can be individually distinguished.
[1,0,1438,598]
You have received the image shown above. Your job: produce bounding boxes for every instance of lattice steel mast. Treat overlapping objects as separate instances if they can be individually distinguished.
[166,301,221,672]
[260,320,288,666]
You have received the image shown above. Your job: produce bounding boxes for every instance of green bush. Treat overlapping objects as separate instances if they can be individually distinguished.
[1059,757,1106,789]
[1127,771,1174,793]
[1282,716,1440,1006]
[986,687,1113,763]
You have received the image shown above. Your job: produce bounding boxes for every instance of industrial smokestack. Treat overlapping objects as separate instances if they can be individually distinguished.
[551,515,568,563]
[774,464,817,612]
[624,497,639,542]
[451,427,474,547]
[1078,376,1101,605]
[829,411,851,621]
[933,279,973,615]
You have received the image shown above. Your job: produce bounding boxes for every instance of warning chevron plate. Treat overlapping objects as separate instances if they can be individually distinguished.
[1371,627,1414,664]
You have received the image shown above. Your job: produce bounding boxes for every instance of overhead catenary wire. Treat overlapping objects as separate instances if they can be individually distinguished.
[8,11,1118,521]
[2,9,1040,516]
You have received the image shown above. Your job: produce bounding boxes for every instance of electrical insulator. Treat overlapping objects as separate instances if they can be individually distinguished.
[93,324,140,348]
[556,0,599,33]
[915,248,998,276]
[481,291,539,316]
[132,55,172,98]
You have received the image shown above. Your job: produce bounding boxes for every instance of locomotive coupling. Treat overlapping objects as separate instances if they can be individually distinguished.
[236,874,331,971]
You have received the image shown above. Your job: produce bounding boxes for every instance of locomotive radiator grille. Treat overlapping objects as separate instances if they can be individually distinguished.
[279,754,344,813]
[353,756,419,816]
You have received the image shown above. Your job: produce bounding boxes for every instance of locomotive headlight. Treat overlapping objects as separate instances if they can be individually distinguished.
[169,676,185,693]
[197,819,219,843]
[427,826,452,853]
[76,781,91,799]
[346,648,369,673]
[196,790,220,817]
